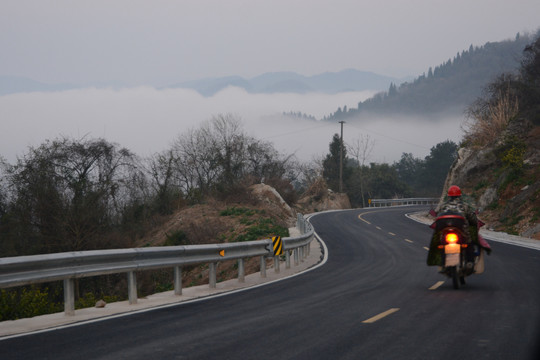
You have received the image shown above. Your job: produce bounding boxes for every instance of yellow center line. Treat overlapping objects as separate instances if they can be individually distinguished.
[376,226,382,230]
[358,214,371,225]
[388,232,396,236]
[405,239,414,243]
[423,246,429,251]
[362,308,400,323]
[429,281,445,290]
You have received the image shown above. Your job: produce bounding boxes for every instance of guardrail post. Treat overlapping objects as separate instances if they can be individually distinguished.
[174,266,182,295]
[64,278,75,316]
[285,250,291,269]
[260,256,266,278]
[274,256,280,273]
[294,248,299,266]
[128,271,137,304]
[297,213,305,234]
[209,262,217,288]
[238,258,245,283]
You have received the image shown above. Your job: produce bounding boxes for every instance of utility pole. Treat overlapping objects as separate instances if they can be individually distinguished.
[339,121,345,193]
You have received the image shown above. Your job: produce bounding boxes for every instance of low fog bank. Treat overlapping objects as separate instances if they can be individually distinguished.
[1,86,463,165]
[252,113,464,164]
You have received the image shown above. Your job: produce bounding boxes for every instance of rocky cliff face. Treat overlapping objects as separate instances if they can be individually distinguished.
[442,117,540,239]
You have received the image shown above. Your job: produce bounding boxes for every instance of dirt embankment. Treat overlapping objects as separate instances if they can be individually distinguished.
[133,179,351,291]
[295,177,351,213]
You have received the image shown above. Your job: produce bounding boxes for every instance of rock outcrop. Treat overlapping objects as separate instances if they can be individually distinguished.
[249,183,296,225]
[442,117,540,239]
[296,178,351,213]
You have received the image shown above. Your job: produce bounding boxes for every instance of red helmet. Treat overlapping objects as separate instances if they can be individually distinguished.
[448,185,462,197]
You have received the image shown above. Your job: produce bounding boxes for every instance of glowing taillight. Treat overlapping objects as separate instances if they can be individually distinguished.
[445,233,458,244]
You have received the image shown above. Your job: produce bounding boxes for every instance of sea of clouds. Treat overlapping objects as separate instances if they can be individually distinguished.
[1,86,464,165]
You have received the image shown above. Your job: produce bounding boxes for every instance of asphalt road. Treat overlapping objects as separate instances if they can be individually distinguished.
[2,206,539,359]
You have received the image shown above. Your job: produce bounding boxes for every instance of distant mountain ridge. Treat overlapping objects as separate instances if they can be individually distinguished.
[0,76,78,96]
[325,31,540,120]
[0,70,406,97]
[168,69,406,96]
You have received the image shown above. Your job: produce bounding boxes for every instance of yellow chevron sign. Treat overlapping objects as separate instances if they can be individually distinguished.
[272,236,283,256]
[219,249,225,257]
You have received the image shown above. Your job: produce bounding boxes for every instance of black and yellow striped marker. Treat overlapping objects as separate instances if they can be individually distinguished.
[272,236,283,256]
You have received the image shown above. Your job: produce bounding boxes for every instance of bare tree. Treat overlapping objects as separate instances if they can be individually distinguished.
[347,134,375,207]
[146,150,182,214]
[2,137,139,254]
[347,134,374,167]
[169,114,293,199]
[464,75,519,146]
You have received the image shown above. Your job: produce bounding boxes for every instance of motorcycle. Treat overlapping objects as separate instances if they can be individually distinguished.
[429,210,490,289]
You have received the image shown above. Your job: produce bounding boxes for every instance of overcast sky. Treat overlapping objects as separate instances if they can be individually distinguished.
[1,0,539,86]
[1,0,539,164]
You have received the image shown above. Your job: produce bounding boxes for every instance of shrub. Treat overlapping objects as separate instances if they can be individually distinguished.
[164,230,189,246]
[219,207,256,217]
[0,286,63,321]
[464,78,519,146]
[234,218,289,242]
[499,136,527,171]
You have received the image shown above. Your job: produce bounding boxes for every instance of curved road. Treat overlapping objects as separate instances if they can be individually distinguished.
[2,206,539,359]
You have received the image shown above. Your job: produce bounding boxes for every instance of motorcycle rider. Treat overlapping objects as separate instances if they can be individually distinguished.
[439,185,479,243]
[427,185,490,268]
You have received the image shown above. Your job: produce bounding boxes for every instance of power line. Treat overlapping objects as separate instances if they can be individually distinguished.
[260,122,335,140]
[345,121,431,150]
[261,118,430,150]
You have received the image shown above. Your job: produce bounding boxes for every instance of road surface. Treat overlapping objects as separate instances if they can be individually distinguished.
[1,206,539,359]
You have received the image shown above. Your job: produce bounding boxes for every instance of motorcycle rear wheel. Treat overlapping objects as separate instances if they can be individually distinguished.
[450,266,460,289]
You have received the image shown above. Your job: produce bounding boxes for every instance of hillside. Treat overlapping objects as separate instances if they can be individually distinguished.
[134,181,348,289]
[438,34,540,239]
[442,120,540,239]
[325,31,538,120]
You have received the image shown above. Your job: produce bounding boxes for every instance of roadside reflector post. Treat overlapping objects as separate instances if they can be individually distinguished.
[272,236,283,256]
[238,258,245,283]
[64,278,75,316]
[128,271,137,304]
[271,236,283,273]
[209,262,217,289]
[260,256,267,278]
[174,266,182,295]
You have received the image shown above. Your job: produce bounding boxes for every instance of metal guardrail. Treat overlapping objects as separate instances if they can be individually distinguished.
[368,197,439,207]
[0,214,314,315]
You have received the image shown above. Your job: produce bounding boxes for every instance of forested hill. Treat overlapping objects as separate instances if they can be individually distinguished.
[325,31,539,120]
